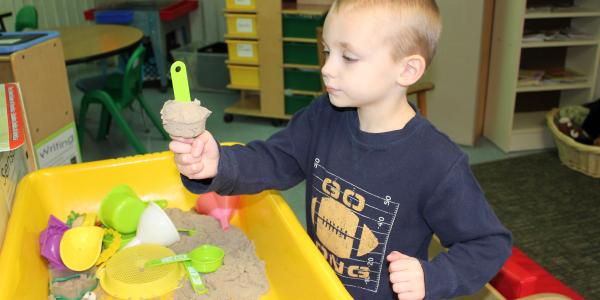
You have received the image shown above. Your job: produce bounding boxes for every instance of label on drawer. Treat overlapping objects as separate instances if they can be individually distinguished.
[236,44,254,58]
[236,18,253,33]
[234,0,251,5]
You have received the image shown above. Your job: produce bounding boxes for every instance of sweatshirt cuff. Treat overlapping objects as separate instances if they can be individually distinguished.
[419,257,457,300]
[180,145,238,195]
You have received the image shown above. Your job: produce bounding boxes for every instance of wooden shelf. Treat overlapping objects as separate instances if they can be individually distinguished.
[512,111,547,131]
[484,1,600,152]
[224,34,257,40]
[525,9,600,19]
[227,84,261,91]
[282,37,318,43]
[224,9,257,14]
[226,60,259,67]
[225,99,292,120]
[516,82,591,92]
[285,89,323,96]
[283,63,320,70]
[510,111,554,151]
[521,39,599,48]
[282,3,330,15]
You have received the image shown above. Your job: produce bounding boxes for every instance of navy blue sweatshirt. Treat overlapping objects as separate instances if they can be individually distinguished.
[182,94,512,299]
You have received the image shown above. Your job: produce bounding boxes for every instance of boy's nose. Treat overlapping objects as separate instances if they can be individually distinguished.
[321,59,335,80]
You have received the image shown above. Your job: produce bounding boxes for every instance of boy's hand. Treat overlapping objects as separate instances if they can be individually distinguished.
[169,131,219,180]
[387,251,425,300]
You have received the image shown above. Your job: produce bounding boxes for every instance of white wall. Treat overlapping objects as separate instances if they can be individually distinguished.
[423,0,493,146]
[6,0,95,30]
[4,0,225,45]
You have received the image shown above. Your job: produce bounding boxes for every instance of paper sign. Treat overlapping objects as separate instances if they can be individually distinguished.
[235,0,252,5]
[0,83,25,152]
[34,122,81,169]
[236,18,253,33]
[236,44,254,58]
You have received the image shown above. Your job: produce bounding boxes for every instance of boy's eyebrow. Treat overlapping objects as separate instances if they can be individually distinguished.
[321,41,358,52]
[339,42,357,52]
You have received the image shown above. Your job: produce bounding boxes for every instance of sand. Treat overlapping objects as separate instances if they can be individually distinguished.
[48,208,268,300]
[166,208,269,300]
[161,99,212,138]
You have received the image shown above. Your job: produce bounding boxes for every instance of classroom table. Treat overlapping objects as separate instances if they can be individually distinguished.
[56,24,143,65]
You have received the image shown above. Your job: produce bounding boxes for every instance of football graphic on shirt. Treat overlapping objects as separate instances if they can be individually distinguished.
[312,197,379,258]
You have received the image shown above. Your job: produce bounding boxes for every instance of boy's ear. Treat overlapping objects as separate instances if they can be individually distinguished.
[396,55,427,87]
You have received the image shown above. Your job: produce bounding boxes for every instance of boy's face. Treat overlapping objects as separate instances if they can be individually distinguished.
[321,6,405,108]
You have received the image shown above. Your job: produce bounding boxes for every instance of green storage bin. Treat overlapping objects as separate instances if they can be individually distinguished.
[285,94,314,115]
[282,14,325,39]
[284,68,322,92]
[283,42,319,66]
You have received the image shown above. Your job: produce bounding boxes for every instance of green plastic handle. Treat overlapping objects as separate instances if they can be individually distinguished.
[170,61,191,102]
[178,228,197,236]
[184,261,208,295]
[145,254,190,268]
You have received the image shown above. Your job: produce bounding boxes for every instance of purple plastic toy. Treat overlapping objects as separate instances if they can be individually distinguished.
[39,215,69,270]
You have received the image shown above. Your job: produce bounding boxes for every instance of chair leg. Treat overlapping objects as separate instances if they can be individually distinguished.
[97,107,112,140]
[137,94,169,140]
[77,97,91,148]
[103,101,148,154]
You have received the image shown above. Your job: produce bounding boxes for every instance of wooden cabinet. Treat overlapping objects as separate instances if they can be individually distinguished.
[0,38,81,170]
[484,0,600,152]
[223,0,328,122]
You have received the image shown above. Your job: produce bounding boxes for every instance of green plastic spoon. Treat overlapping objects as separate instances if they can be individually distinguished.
[170,61,191,102]
[144,244,224,273]
[183,261,209,295]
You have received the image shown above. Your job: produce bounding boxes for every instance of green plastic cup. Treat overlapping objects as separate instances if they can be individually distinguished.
[98,185,146,234]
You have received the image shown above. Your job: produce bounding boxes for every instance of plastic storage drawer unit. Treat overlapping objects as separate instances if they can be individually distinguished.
[228,65,260,89]
[226,14,258,38]
[285,94,315,115]
[226,40,259,65]
[283,42,319,66]
[225,0,257,11]
[0,152,352,299]
[284,68,322,92]
[282,14,325,39]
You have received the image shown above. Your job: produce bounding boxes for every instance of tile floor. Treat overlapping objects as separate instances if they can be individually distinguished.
[67,66,537,227]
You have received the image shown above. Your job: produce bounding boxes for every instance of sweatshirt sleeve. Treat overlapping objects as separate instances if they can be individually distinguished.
[182,95,323,195]
[420,154,512,300]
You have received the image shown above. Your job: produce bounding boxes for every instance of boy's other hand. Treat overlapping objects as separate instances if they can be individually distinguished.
[169,131,219,180]
[387,251,425,300]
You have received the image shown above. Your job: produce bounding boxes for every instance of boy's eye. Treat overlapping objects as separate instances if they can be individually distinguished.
[322,50,330,57]
[343,55,358,62]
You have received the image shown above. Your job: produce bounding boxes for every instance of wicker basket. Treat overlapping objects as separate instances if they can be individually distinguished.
[546,108,600,178]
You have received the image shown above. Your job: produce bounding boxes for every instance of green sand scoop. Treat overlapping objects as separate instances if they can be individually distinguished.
[145,244,224,273]
[170,61,191,102]
[145,244,224,295]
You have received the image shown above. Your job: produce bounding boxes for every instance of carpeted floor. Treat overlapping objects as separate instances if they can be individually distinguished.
[472,151,600,299]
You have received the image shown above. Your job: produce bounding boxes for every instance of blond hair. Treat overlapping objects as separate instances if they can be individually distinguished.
[331,0,442,65]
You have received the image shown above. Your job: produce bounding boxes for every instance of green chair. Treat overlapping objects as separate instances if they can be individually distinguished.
[76,45,169,154]
[15,5,38,31]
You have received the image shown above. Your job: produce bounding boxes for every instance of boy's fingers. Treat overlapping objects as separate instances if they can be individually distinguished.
[174,153,202,166]
[169,141,193,154]
[171,136,195,144]
[387,251,410,262]
[192,138,204,158]
[391,282,413,294]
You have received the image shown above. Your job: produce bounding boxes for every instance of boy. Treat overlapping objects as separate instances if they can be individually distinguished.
[170,0,512,299]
